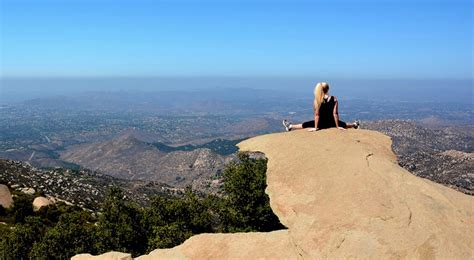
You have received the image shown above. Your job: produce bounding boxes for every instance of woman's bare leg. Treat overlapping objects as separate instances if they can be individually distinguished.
[291,123,304,130]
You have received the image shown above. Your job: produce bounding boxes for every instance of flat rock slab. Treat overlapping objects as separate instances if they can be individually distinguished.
[73,252,132,260]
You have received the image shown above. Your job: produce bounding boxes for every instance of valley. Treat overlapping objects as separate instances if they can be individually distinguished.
[0,90,472,202]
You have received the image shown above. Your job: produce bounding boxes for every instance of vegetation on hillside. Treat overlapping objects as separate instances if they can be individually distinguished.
[0,153,285,258]
[153,138,243,156]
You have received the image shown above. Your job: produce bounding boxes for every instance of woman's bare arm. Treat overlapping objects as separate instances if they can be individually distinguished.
[313,100,320,130]
[333,97,340,128]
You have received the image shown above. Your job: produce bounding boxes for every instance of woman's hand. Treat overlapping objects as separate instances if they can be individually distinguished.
[307,128,318,132]
[337,127,346,131]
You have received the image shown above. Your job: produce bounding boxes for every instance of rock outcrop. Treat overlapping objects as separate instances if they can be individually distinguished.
[20,187,36,195]
[0,184,13,209]
[33,196,53,211]
[74,129,474,259]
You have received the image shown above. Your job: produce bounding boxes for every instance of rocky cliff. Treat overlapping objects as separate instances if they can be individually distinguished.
[74,129,474,259]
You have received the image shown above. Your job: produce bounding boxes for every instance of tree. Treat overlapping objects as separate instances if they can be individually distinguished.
[221,153,285,232]
[30,211,98,259]
[0,205,5,217]
[11,194,34,223]
[95,187,147,257]
[0,155,286,258]
[0,217,45,260]
[144,190,214,252]
[148,223,192,249]
[36,202,82,225]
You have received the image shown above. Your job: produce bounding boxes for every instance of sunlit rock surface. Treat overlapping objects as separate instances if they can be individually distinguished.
[32,196,53,211]
[0,184,13,209]
[74,129,474,259]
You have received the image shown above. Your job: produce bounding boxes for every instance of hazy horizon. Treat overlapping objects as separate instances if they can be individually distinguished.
[1,77,472,105]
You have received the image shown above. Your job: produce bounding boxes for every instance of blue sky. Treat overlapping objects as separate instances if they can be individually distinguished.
[0,0,472,78]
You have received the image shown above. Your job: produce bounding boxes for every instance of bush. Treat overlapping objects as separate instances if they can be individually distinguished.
[148,223,192,249]
[36,202,82,225]
[94,187,147,257]
[221,153,285,232]
[11,194,34,223]
[0,205,5,217]
[144,190,216,251]
[0,153,285,257]
[1,224,37,259]
[30,211,98,259]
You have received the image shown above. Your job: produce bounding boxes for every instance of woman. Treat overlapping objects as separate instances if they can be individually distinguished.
[282,82,359,131]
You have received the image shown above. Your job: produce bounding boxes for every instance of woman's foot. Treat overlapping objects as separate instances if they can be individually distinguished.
[353,120,360,129]
[282,120,292,131]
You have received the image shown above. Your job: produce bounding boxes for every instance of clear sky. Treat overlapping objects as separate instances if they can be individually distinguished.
[0,0,472,79]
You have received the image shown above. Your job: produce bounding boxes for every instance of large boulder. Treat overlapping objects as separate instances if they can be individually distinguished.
[20,187,36,195]
[75,129,474,259]
[0,184,13,209]
[33,196,53,211]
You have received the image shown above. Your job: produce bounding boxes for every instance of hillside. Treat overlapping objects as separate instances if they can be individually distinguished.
[0,159,173,208]
[75,129,474,259]
[59,134,232,186]
[364,120,473,194]
[59,135,166,180]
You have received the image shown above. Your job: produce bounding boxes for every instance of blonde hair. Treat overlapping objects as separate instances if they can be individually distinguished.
[313,82,330,109]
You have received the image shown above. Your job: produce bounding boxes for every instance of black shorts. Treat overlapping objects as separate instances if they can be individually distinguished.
[302,120,347,129]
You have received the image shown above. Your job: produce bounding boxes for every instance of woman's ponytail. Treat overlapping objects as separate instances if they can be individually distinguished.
[314,82,329,110]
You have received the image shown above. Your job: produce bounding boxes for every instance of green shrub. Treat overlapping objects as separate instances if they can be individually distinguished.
[94,187,147,257]
[30,211,98,259]
[221,153,285,232]
[0,219,43,260]
[144,190,216,251]
[0,153,285,257]
[11,194,34,223]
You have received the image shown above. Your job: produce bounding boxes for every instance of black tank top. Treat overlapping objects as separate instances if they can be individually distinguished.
[317,96,336,129]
